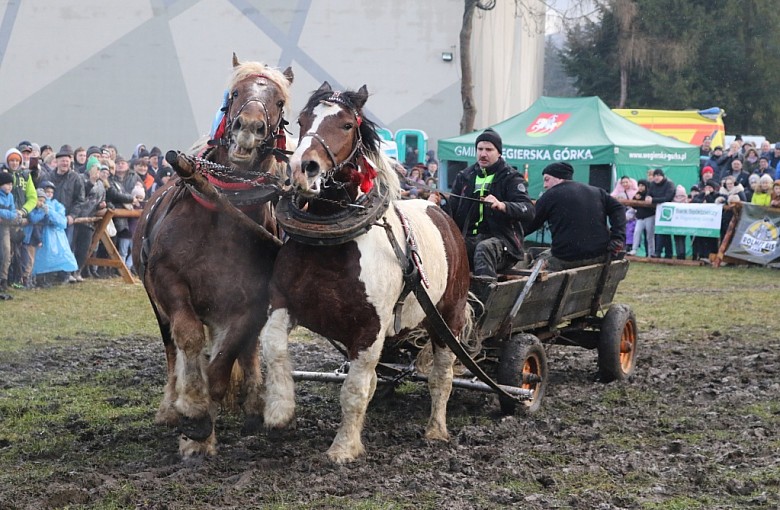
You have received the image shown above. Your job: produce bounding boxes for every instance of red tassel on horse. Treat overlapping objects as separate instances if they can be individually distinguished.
[359,155,378,193]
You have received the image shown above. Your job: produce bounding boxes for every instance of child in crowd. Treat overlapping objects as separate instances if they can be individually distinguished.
[671,185,688,260]
[691,179,721,260]
[0,172,19,292]
[611,175,638,252]
[131,181,146,205]
[152,166,174,193]
[31,182,78,286]
[771,180,780,208]
[629,179,653,257]
[751,174,773,206]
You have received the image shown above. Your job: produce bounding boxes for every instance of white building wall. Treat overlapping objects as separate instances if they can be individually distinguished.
[0,0,543,157]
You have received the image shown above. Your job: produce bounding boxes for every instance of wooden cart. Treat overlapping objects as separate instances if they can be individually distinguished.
[294,258,637,415]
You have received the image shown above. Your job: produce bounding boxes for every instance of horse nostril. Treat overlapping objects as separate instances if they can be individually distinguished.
[233,118,242,131]
[302,160,320,177]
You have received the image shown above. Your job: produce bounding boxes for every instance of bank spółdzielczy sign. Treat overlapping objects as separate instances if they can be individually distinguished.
[725,204,780,265]
[654,202,722,238]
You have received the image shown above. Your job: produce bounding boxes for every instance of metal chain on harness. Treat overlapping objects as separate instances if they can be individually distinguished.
[190,153,284,189]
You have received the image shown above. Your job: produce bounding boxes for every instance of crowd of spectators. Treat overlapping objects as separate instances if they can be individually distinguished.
[0,140,171,297]
[397,149,445,206]
[614,135,780,262]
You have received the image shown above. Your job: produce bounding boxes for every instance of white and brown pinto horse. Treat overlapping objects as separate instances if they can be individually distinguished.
[261,82,471,463]
[132,55,292,457]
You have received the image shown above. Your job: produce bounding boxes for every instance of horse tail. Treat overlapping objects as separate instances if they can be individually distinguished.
[460,292,482,357]
[413,295,481,377]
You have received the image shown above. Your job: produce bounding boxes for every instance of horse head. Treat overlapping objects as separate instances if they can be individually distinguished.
[217,54,294,175]
[290,82,377,201]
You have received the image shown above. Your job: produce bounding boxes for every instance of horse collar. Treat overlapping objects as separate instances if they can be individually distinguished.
[276,183,391,246]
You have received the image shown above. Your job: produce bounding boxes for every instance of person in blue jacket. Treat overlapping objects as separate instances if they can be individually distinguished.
[0,172,19,293]
[31,181,77,286]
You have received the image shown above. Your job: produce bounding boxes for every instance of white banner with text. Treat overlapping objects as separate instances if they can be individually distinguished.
[654,202,722,238]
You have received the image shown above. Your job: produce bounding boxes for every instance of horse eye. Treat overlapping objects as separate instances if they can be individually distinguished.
[277,100,284,108]
[344,123,353,130]
[231,90,239,99]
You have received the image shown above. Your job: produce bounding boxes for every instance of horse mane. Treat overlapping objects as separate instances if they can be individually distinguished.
[302,87,401,200]
[228,61,292,106]
[188,135,210,157]
[368,148,400,200]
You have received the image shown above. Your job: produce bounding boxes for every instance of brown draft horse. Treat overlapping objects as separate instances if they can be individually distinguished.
[261,82,472,463]
[132,55,293,457]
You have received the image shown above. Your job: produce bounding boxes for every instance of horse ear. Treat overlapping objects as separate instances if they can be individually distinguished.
[283,66,294,85]
[353,85,369,109]
[317,81,332,93]
[232,53,240,68]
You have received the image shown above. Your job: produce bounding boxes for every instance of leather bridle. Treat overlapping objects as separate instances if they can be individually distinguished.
[213,73,289,160]
[299,92,363,181]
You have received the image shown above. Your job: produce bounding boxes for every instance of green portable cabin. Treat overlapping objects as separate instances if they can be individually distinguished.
[437,96,699,198]
[395,129,428,166]
[376,127,394,141]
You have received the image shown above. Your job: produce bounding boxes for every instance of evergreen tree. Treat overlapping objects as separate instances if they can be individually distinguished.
[561,0,780,138]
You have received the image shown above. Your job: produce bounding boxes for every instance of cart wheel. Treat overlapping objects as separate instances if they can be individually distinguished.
[497,334,548,415]
[597,304,638,382]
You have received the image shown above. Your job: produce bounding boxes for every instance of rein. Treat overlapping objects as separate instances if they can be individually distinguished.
[379,212,527,404]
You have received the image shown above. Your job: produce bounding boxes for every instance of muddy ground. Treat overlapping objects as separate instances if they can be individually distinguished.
[1,326,778,509]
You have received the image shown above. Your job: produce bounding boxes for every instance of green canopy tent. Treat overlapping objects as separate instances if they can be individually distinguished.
[437,96,700,198]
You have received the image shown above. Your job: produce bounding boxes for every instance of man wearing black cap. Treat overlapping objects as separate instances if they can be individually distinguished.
[40,147,85,253]
[17,141,33,170]
[526,162,626,270]
[447,128,534,280]
[448,128,534,280]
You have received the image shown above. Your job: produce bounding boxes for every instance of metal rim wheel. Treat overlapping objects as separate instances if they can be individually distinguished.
[597,304,638,382]
[497,333,548,415]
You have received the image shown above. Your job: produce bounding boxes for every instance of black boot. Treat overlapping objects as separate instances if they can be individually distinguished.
[0,279,7,292]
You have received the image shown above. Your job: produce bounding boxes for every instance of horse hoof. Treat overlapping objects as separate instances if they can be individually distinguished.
[241,414,263,435]
[154,407,179,427]
[178,415,213,442]
[179,434,217,458]
[424,428,450,442]
[263,401,295,429]
[326,444,364,464]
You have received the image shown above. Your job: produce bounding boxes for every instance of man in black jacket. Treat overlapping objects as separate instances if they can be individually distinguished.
[646,168,676,257]
[526,162,626,271]
[446,128,534,279]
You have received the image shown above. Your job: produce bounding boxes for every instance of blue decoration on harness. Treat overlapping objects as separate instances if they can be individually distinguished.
[209,89,230,142]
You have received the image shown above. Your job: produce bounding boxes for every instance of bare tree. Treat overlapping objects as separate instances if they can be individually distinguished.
[459,0,495,135]
[611,0,689,107]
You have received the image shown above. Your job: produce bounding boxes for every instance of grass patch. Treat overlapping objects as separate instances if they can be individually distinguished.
[0,280,159,350]
[614,264,780,332]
